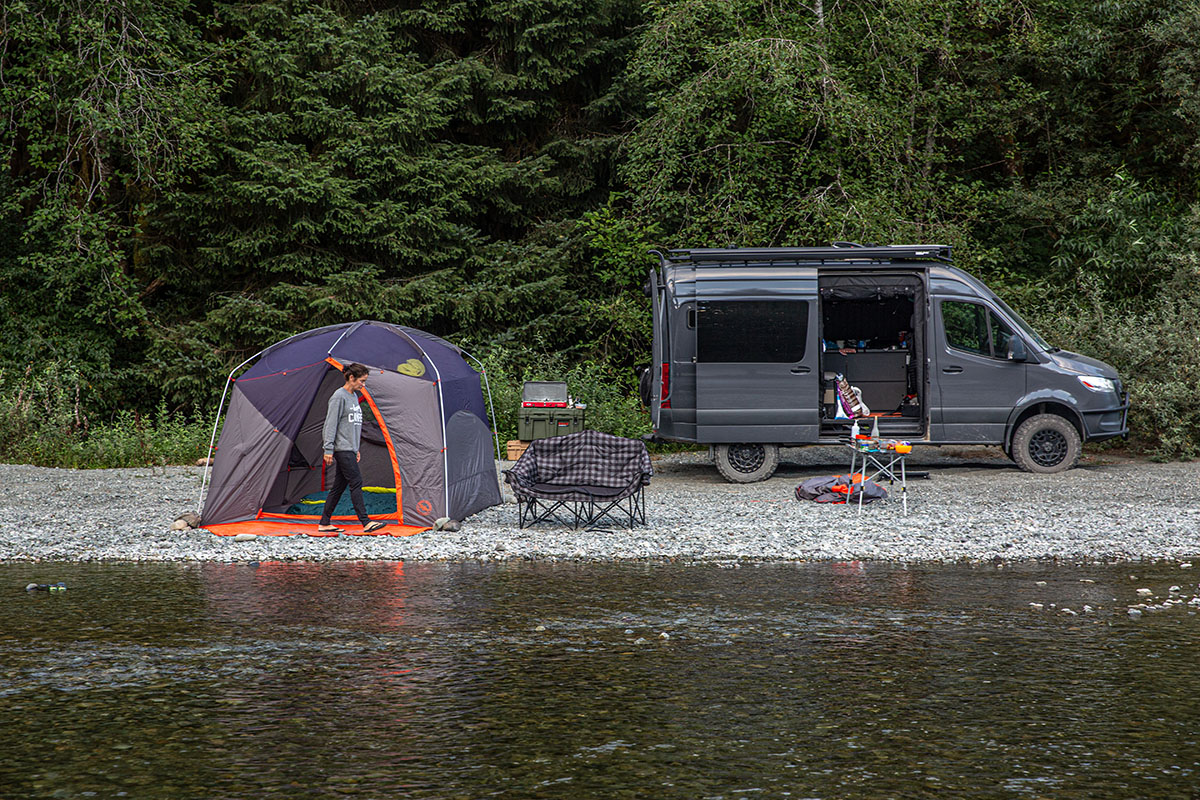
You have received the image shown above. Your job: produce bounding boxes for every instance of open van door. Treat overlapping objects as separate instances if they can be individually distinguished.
[694,297,820,443]
[648,265,665,430]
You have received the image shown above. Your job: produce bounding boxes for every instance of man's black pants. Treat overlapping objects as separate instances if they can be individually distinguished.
[320,451,371,527]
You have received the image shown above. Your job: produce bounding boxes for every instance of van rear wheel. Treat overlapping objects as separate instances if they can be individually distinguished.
[714,443,780,483]
[1011,414,1081,473]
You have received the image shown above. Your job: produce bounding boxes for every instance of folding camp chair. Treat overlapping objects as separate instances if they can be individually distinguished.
[504,430,653,529]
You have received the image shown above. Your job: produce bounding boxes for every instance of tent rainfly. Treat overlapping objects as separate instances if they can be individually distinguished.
[199,321,501,536]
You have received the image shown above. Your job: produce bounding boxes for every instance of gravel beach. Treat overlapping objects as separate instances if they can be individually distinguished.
[1,447,1197,563]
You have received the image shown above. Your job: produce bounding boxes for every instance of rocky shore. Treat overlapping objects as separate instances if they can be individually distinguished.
[1,447,1197,563]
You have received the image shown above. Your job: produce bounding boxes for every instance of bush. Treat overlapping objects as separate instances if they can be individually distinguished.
[0,361,211,468]
[472,344,651,447]
[1033,298,1200,460]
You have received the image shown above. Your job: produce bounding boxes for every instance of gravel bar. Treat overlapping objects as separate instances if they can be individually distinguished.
[1,447,1197,563]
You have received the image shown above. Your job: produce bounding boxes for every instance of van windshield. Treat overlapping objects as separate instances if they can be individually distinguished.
[985,292,1052,351]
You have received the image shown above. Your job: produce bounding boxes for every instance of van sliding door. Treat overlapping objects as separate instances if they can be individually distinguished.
[694,299,819,443]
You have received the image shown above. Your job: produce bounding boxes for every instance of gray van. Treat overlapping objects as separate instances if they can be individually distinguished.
[644,244,1129,482]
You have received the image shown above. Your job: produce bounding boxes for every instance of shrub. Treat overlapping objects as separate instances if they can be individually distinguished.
[472,345,651,447]
[0,361,210,468]
[1033,298,1200,460]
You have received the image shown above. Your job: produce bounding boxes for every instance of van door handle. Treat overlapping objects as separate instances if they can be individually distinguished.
[790,365,811,374]
[942,366,963,374]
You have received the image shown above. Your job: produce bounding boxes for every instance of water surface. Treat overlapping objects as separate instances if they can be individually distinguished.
[2,560,1198,798]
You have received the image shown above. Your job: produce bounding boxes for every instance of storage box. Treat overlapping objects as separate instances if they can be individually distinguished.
[506,440,530,461]
[518,381,585,440]
[518,406,585,441]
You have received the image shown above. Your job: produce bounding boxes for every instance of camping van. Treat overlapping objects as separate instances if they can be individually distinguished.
[644,244,1129,482]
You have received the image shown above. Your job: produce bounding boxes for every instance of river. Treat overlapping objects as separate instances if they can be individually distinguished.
[2,560,1198,798]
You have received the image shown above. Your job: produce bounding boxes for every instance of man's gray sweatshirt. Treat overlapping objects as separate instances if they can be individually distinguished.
[323,388,363,454]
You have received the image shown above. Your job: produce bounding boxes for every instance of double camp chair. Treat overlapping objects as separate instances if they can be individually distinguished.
[504,430,652,529]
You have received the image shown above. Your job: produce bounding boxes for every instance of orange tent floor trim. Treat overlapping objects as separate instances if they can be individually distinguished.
[205,519,429,538]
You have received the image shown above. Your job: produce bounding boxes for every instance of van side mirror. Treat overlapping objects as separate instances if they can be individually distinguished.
[1008,338,1027,362]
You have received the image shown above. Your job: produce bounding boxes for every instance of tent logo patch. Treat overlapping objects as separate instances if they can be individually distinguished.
[397,358,426,377]
[416,499,433,515]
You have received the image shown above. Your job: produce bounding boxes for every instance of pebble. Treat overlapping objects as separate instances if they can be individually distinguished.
[1029,603,1044,610]
[1137,588,1153,596]
[534,625,546,632]
[2,453,1200,564]
[1128,608,1143,617]
[233,533,257,542]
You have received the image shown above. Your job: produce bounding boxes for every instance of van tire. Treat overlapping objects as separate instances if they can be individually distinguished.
[714,444,780,483]
[1011,414,1081,473]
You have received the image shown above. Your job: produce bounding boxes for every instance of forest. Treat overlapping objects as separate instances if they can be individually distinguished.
[2,0,1199,465]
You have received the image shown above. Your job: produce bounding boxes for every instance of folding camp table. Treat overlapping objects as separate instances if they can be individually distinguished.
[846,442,908,515]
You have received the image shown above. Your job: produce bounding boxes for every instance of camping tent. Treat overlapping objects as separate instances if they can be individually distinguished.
[199,321,501,536]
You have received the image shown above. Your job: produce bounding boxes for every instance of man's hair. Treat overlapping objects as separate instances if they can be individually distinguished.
[343,363,369,380]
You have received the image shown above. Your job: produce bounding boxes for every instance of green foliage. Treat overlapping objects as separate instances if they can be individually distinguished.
[1032,203,1200,460]
[4,0,1200,461]
[474,344,649,446]
[0,0,224,407]
[0,361,210,467]
[1048,172,1183,308]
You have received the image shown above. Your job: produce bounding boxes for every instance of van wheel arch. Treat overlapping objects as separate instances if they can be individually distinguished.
[714,443,780,483]
[1007,402,1084,451]
[1008,406,1082,473]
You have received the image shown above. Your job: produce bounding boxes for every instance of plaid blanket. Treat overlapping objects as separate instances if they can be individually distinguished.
[505,430,652,502]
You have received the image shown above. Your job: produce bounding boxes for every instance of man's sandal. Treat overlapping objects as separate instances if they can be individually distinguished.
[317,526,345,533]
[362,521,388,533]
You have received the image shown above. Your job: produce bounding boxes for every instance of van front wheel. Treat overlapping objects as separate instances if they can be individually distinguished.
[1011,414,1081,473]
[714,444,780,483]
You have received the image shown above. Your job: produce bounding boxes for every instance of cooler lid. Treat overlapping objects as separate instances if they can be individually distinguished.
[522,381,568,403]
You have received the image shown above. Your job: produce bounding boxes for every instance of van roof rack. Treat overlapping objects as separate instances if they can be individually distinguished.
[662,244,953,264]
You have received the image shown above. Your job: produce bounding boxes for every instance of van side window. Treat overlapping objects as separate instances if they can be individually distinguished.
[943,301,989,354]
[697,301,808,363]
[942,300,1018,358]
[990,313,1015,356]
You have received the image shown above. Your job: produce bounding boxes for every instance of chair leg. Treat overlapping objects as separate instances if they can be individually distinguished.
[584,488,645,530]
[519,495,583,529]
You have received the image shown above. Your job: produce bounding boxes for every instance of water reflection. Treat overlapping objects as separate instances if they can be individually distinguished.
[1,560,1198,798]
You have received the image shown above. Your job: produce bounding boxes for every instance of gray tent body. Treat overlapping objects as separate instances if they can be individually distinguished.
[200,321,500,531]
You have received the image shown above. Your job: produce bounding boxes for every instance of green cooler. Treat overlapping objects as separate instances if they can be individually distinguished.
[519,381,586,440]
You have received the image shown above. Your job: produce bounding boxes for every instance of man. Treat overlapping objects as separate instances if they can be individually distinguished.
[318,363,387,534]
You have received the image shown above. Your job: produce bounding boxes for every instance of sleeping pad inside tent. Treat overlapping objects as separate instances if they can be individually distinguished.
[199,321,502,537]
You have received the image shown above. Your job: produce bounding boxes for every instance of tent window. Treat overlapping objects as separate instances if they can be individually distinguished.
[697,300,808,363]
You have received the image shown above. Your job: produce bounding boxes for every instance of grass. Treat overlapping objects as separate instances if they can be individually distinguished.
[0,363,212,468]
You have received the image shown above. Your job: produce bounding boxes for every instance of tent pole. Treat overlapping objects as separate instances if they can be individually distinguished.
[325,320,364,360]
[196,350,265,515]
[463,351,503,466]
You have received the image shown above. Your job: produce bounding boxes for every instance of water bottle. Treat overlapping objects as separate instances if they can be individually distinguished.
[850,420,860,440]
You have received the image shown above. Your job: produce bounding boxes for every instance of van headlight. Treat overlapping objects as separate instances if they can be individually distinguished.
[1078,375,1116,393]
